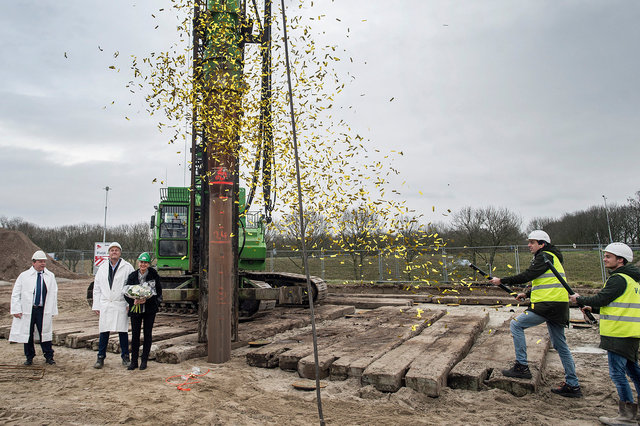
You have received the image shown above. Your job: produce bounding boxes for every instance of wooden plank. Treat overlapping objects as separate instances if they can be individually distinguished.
[361,310,474,392]
[246,341,303,368]
[404,311,489,396]
[323,296,413,309]
[314,305,356,320]
[145,326,197,343]
[278,325,347,371]
[238,318,309,343]
[297,353,336,379]
[430,295,526,306]
[328,293,433,303]
[52,327,85,345]
[286,308,398,374]
[66,330,102,349]
[482,320,550,397]
[447,317,514,391]
[154,333,205,364]
[447,314,550,396]
[0,324,11,339]
[328,308,445,381]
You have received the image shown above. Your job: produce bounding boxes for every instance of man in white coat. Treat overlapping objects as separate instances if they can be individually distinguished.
[10,250,58,365]
[92,242,134,369]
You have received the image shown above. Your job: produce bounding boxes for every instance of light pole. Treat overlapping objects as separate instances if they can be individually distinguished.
[103,186,111,243]
[602,194,613,243]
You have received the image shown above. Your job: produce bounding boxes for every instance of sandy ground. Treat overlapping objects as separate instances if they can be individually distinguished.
[0,279,625,425]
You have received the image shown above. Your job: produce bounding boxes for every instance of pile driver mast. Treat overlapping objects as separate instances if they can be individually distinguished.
[190,0,273,363]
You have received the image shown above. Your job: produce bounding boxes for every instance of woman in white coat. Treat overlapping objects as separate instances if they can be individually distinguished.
[9,250,58,365]
[92,242,134,369]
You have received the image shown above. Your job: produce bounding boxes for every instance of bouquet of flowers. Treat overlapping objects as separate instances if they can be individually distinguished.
[126,284,153,313]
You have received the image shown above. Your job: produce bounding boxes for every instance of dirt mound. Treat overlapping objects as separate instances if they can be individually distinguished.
[0,229,82,281]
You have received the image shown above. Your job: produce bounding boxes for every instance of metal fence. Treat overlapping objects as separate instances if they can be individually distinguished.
[266,244,640,285]
[58,244,639,285]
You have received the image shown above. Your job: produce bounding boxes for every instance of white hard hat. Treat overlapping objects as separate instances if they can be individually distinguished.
[604,242,633,262]
[528,230,550,244]
[32,250,47,260]
[108,242,122,251]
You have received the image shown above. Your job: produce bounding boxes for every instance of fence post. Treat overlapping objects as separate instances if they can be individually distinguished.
[441,247,448,283]
[378,250,383,281]
[321,248,325,280]
[514,245,520,274]
[598,244,606,284]
[270,249,275,272]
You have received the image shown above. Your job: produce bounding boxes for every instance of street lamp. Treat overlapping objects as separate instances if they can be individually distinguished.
[602,194,613,243]
[103,186,111,243]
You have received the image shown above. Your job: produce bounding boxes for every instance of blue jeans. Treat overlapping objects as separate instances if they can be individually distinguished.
[97,331,129,359]
[510,310,579,387]
[608,351,640,403]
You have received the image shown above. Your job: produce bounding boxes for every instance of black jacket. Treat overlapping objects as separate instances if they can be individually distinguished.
[124,267,163,317]
[501,243,570,326]
[577,264,640,362]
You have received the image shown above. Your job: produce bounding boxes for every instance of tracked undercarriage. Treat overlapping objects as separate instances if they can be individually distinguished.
[157,270,327,320]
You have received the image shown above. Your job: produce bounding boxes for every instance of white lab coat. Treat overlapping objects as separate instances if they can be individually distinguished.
[9,267,59,343]
[92,259,134,332]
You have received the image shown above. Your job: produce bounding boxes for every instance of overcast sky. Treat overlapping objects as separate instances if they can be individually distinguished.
[1,1,638,232]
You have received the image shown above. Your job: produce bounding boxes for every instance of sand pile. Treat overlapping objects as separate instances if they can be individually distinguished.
[0,229,82,281]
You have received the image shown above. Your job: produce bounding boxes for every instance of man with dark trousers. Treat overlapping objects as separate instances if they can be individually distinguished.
[490,230,581,397]
[571,242,640,425]
[92,242,134,369]
[9,250,58,365]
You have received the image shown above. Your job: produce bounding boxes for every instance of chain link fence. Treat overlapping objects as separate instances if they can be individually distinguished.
[59,244,639,285]
[267,244,639,285]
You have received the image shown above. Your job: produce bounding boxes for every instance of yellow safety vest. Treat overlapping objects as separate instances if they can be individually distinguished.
[600,273,640,338]
[530,251,569,304]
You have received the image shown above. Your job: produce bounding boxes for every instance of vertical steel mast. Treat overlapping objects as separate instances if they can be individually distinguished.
[191,0,267,362]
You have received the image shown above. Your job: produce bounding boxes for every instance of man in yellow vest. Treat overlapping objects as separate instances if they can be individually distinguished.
[571,242,640,425]
[490,230,581,397]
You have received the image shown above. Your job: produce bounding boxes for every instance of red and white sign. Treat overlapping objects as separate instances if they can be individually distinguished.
[93,242,110,274]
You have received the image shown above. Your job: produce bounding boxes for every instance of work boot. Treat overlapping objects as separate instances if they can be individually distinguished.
[94,356,105,369]
[45,358,56,365]
[502,361,532,379]
[24,358,33,366]
[139,359,148,371]
[599,401,637,425]
[550,382,582,398]
[122,354,130,367]
[127,361,138,371]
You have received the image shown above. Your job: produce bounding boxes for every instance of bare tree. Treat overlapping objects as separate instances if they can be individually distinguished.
[280,209,331,252]
[392,215,425,279]
[482,206,523,266]
[624,191,640,244]
[449,207,486,266]
[335,206,383,281]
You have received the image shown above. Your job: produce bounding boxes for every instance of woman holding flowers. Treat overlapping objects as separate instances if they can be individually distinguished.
[123,252,162,370]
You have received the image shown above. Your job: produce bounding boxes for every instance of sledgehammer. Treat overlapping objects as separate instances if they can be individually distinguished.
[543,257,598,325]
[461,260,517,297]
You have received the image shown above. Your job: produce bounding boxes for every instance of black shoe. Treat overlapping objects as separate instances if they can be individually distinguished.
[24,358,33,366]
[502,361,532,379]
[139,361,147,370]
[94,357,105,369]
[122,355,130,366]
[45,358,56,365]
[127,363,138,371]
[551,382,582,398]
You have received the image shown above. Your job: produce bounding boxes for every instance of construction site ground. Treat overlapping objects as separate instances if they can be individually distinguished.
[0,278,617,425]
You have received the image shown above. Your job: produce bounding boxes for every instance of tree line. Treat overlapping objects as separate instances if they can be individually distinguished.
[2,190,637,280]
[0,216,152,254]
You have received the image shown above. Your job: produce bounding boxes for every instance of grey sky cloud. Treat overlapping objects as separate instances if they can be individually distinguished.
[1,0,638,232]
